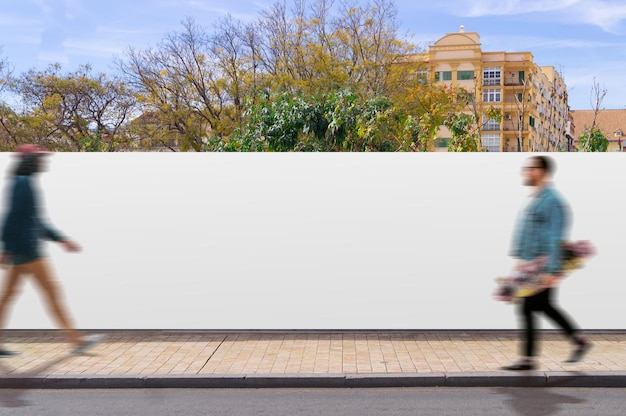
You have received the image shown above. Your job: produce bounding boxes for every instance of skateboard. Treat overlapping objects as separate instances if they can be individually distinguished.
[494,241,596,303]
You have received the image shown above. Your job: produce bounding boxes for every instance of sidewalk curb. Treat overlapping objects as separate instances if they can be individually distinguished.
[1,372,625,389]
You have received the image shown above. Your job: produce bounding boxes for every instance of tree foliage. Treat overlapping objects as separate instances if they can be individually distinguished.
[115,0,444,151]
[219,89,399,152]
[577,128,609,152]
[2,64,137,151]
[576,78,609,152]
[1,0,503,152]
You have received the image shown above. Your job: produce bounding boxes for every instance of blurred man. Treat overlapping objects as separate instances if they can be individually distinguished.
[503,156,590,371]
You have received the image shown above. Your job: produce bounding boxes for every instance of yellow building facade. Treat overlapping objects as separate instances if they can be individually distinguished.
[420,27,572,152]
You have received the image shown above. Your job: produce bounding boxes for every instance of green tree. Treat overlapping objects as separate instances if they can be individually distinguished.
[118,0,418,151]
[449,77,503,152]
[577,78,608,152]
[0,48,20,150]
[3,1,518,153]
[395,83,460,151]
[228,88,402,152]
[577,128,609,152]
[119,18,254,151]
[7,64,137,151]
[445,113,480,152]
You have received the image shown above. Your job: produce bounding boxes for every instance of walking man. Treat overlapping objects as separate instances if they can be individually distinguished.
[503,156,590,371]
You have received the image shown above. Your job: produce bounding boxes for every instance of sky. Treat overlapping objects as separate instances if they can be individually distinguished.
[1,0,625,110]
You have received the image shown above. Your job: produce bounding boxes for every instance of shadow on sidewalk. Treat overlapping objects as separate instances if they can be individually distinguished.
[0,354,73,408]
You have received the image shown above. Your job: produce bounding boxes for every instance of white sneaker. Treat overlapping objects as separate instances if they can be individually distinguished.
[73,334,105,355]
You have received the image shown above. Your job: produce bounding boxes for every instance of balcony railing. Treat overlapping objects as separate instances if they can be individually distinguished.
[483,79,501,86]
[502,122,527,131]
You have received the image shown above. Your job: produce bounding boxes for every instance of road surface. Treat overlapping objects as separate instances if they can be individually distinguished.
[0,387,623,416]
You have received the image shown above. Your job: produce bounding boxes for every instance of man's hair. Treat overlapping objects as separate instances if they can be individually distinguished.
[530,155,555,176]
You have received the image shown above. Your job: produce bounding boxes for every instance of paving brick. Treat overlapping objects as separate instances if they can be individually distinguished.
[0,331,623,380]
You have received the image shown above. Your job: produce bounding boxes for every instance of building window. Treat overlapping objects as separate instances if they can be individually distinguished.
[435,138,450,148]
[435,71,452,81]
[483,66,501,86]
[481,134,501,152]
[483,89,501,102]
[529,116,536,128]
[483,114,500,131]
[415,69,428,84]
[463,93,476,103]
[457,70,474,80]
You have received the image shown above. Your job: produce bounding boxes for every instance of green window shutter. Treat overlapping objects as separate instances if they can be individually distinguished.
[435,138,450,148]
[435,71,453,81]
[458,70,474,80]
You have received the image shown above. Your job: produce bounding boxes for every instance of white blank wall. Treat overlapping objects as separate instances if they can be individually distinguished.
[0,153,621,330]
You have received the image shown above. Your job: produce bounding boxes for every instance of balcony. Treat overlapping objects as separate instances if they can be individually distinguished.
[483,79,501,86]
[503,96,524,103]
[502,122,527,132]
[504,72,525,87]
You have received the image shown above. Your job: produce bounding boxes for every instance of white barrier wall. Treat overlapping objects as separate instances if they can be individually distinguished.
[0,153,622,330]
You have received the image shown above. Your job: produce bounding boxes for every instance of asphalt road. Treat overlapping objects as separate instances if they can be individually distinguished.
[0,387,624,416]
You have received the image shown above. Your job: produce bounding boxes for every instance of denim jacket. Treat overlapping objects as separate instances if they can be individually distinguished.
[510,184,570,274]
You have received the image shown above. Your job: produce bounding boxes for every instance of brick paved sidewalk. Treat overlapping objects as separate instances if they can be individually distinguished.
[1,331,623,380]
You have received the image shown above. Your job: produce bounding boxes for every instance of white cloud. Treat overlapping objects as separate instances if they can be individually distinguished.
[584,2,626,33]
[455,0,626,34]
[38,50,70,65]
[8,34,42,46]
[63,39,126,58]
[186,0,261,21]
[62,26,162,61]
[33,0,52,15]
[96,26,160,36]
[64,0,88,20]
[563,62,626,109]
[482,34,623,50]
[0,15,41,28]
[462,0,579,16]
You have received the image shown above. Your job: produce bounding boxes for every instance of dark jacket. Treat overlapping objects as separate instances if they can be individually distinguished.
[1,176,64,259]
